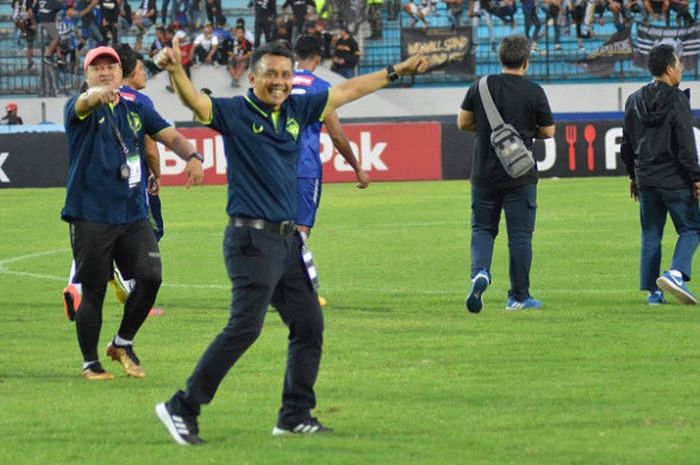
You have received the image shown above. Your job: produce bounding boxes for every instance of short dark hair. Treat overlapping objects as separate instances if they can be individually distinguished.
[648,44,677,77]
[498,34,531,69]
[293,34,321,61]
[250,42,295,73]
[114,43,141,77]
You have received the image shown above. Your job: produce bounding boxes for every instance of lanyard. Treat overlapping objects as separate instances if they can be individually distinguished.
[103,106,134,181]
[104,106,131,155]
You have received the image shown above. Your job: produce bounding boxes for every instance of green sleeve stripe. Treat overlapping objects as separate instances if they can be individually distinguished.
[152,126,172,138]
[195,94,214,125]
[75,96,90,120]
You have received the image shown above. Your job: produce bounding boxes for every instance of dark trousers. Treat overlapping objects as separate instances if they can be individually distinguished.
[545,5,561,44]
[367,4,383,36]
[254,17,273,46]
[489,3,517,23]
[148,193,164,241]
[70,219,162,361]
[170,224,324,426]
[193,44,213,63]
[639,187,700,291]
[522,4,541,39]
[470,184,537,301]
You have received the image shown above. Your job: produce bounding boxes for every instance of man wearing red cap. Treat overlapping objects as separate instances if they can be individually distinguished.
[62,46,204,381]
[2,103,23,125]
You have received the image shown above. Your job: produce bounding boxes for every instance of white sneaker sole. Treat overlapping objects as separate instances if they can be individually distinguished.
[272,426,290,436]
[656,276,698,305]
[155,403,191,446]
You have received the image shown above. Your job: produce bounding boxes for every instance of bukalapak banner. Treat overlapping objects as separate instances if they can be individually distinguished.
[574,27,633,77]
[634,23,700,70]
[401,26,475,77]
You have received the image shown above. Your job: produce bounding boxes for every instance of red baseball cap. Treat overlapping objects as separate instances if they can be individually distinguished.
[83,46,121,72]
[5,103,17,112]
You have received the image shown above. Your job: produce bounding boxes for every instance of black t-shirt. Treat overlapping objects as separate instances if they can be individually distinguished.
[333,36,359,67]
[461,73,553,188]
[2,114,23,125]
[252,0,276,17]
[283,0,314,18]
[100,0,119,22]
[34,0,62,23]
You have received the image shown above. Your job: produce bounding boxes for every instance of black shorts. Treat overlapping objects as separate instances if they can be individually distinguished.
[69,219,162,284]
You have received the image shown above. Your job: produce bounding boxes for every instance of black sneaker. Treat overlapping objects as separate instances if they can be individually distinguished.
[155,402,205,446]
[272,417,333,436]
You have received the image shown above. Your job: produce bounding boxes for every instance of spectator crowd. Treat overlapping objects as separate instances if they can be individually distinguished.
[7,0,698,95]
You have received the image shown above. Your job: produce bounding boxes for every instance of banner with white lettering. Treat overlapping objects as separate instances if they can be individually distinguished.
[158,123,443,186]
[634,23,700,70]
[442,119,700,179]
[400,26,475,77]
[573,28,633,77]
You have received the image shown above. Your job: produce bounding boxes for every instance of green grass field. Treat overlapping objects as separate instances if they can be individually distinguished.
[1,178,699,465]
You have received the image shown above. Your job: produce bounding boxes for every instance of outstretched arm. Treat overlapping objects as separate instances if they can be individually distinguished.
[325,110,370,188]
[159,39,212,122]
[75,85,119,117]
[323,53,428,119]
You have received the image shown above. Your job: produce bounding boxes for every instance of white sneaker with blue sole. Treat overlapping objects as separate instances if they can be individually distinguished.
[465,272,489,313]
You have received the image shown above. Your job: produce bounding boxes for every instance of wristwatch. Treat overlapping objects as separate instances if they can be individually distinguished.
[188,152,204,163]
[386,64,399,82]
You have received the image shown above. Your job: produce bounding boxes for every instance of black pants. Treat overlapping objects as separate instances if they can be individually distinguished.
[254,17,273,46]
[169,225,324,427]
[70,219,162,361]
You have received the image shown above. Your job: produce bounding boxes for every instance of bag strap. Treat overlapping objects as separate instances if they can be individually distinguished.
[478,75,506,130]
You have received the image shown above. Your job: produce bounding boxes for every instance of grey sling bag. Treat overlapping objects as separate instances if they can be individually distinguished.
[478,75,535,178]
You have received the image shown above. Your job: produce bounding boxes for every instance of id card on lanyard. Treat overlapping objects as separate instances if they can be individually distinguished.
[105,107,142,189]
[126,153,142,188]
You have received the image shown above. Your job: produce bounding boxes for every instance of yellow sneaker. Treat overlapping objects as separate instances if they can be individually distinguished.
[82,362,115,381]
[109,279,129,304]
[318,296,327,307]
[107,342,145,378]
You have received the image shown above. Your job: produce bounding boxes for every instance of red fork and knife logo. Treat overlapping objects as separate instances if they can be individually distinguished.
[564,124,596,171]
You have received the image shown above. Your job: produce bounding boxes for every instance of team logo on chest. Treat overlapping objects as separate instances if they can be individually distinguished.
[127,111,142,134]
[286,117,299,141]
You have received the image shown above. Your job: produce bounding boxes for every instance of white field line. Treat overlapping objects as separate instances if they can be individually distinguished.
[0,249,628,295]
[0,249,70,267]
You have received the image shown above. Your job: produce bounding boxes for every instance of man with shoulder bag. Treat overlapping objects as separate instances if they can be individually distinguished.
[457,34,555,313]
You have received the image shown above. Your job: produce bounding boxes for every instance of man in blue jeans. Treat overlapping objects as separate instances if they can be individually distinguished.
[621,44,700,305]
[457,34,554,312]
